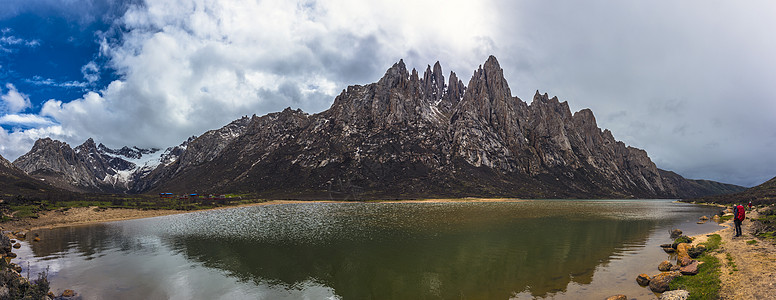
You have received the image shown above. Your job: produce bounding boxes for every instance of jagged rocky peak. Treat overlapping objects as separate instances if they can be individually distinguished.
[75,137,97,152]
[98,143,159,160]
[422,61,446,103]
[379,59,410,87]
[529,91,573,121]
[469,55,512,101]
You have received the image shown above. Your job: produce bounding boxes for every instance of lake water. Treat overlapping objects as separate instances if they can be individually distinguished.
[15,200,722,299]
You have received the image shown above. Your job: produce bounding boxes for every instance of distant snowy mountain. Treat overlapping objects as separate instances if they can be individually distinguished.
[12,137,189,193]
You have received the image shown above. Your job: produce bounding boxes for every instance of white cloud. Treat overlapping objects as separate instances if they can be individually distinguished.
[30,0,499,152]
[26,76,87,88]
[1,83,31,113]
[0,125,71,161]
[81,61,101,83]
[0,28,40,52]
[0,113,54,126]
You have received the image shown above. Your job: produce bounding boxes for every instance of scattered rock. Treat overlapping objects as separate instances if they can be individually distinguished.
[605,295,627,300]
[660,289,690,300]
[712,215,720,221]
[649,271,682,293]
[12,243,20,249]
[662,247,676,253]
[659,243,673,248]
[636,273,651,286]
[680,260,700,275]
[15,231,26,240]
[33,237,40,242]
[7,252,16,258]
[670,229,683,239]
[48,291,56,298]
[0,286,9,299]
[699,216,709,221]
[658,260,674,272]
[62,289,75,297]
[676,243,692,262]
[678,256,694,267]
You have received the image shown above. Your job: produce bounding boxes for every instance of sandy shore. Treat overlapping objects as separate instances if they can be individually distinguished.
[0,198,525,232]
[689,209,776,299]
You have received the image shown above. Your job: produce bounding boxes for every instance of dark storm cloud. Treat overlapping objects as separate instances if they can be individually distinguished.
[488,1,776,186]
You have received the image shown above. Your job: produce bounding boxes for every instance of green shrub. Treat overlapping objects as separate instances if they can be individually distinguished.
[703,234,722,252]
[669,254,721,300]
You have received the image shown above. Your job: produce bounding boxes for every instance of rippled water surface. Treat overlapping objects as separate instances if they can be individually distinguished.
[16,200,722,299]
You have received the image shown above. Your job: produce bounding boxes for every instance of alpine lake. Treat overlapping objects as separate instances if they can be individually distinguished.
[14,199,722,299]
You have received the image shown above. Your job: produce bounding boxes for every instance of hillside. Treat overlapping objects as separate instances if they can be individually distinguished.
[685,176,776,205]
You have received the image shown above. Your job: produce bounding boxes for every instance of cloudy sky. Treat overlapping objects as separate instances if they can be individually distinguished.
[1,0,774,187]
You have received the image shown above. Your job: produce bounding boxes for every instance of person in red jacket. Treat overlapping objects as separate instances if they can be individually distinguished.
[733,204,746,237]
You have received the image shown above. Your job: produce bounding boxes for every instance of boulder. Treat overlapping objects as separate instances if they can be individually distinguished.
[649,271,682,293]
[62,289,75,297]
[636,273,651,286]
[15,231,26,240]
[712,215,720,221]
[662,247,676,253]
[659,243,673,248]
[670,229,683,239]
[660,289,690,300]
[680,260,700,275]
[699,216,709,221]
[676,243,692,262]
[12,243,20,249]
[605,295,627,300]
[658,260,674,272]
[33,237,40,242]
[678,256,694,267]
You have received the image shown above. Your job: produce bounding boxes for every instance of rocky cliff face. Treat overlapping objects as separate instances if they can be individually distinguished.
[1,153,64,198]
[11,56,745,199]
[139,56,742,199]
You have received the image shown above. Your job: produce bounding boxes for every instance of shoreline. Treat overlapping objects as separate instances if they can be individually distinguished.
[1,198,526,232]
[685,208,776,299]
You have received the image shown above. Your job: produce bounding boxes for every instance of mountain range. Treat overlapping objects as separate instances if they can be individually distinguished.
[7,56,746,200]
[685,176,776,205]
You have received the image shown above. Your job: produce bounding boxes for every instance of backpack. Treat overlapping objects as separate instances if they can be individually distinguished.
[735,205,745,220]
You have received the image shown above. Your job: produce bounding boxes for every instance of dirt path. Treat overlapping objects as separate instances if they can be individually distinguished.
[694,210,776,299]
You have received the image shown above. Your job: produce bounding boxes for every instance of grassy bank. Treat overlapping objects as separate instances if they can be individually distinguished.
[669,234,722,300]
[1,193,264,222]
[752,206,776,243]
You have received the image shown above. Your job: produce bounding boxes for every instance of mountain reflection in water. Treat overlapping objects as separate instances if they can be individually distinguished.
[23,200,722,299]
